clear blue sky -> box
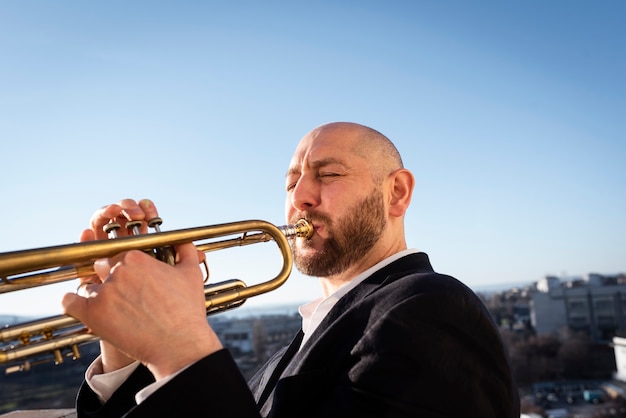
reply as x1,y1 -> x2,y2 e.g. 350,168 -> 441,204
1,1 -> 624,316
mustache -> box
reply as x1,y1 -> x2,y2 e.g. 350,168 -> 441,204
290,211 -> 332,226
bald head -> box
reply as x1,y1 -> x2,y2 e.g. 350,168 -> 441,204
286,121 -> 414,285
308,122 -> 404,183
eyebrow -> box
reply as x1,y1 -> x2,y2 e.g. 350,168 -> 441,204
286,157 -> 346,177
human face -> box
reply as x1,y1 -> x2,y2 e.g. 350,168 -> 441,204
291,189 -> 386,277
285,127 -> 387,277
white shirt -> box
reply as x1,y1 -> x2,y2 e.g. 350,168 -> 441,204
87,248 -> 420,405
298,248 -> 419,347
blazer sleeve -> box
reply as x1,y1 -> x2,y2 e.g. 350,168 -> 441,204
127,349 -> 259,417
76,363 -> 155,418
77,349 -> 260,418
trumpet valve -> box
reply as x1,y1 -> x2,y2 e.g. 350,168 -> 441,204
147,217 -> 164,231
125,220 -> 143,235
103,221 -> 122,239
148,218 -> 176,265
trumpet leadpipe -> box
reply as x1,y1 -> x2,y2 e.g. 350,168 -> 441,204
0,219 -> 313,293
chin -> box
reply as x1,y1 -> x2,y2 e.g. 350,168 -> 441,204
294,239 -> 322,258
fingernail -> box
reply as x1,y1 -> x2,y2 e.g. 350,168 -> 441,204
94,259 -> 110,278
121,208 -> 141,220
140,199 -> 153,209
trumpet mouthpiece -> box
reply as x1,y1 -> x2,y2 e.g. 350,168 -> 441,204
279,219 -> 313,240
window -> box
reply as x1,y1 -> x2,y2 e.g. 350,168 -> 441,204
567,298 -> 589,326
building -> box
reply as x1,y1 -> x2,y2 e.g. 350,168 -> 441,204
209,313 -> 301,356
531,273 -> 626,343
612,337 -> 626,383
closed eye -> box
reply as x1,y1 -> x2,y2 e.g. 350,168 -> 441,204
285,175 -> 299,192
319,172 -> 341,181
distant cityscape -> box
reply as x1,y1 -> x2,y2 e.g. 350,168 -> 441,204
2,271 -> 626,416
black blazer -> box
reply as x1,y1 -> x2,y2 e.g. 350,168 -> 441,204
76,252 -> 520,417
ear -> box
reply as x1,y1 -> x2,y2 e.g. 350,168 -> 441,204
387,169 -> 414,218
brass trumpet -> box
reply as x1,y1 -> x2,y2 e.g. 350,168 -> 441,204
0,219 -> 313,373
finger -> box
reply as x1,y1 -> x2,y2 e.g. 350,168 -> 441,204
176,243 -> 205,277
118,198 -> 163,235
90,199 -> 147,238
197,249 -> 209,282
78,229 -> 102,284
176,243 -> 200,265
79,228 -> 95,243
62,292 -> 89,323
77,270 -> 102,286
117,199 -> 148,234
88,199 -> 162,239
117,198 -> 145,220
138,198 -> 160,222
90,204 -> 124,240
76,282 -> 100,297
94,258 -> 113,280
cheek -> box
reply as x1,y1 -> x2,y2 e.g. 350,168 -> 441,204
321,187 -> 355,211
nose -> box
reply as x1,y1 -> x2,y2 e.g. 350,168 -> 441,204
289,174 -> 320,211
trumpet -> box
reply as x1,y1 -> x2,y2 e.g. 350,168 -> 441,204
0,218 -> 313,373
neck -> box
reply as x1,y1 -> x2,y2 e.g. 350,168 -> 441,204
318,240 -> 407,297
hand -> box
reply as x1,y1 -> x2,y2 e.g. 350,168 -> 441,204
74,199 -> 161,372
64,199 -> 222,379
76,281 -> 137,373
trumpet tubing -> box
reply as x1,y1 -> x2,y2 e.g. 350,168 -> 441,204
0,219 -> 313,372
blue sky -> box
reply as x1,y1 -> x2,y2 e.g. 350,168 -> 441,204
1,1 -> 624,316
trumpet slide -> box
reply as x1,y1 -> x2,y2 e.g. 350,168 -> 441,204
0,218 -> 313,373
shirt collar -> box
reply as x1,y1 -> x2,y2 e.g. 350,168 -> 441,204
298,248 -> 420,336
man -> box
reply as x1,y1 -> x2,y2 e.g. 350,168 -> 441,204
63,122 -> 520,417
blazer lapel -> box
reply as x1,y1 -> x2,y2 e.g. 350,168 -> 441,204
252,330 -> 304,413
287,252 -> 433,375
258,252 -> 433,417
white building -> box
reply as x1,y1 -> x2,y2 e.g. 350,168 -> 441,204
613,336 -> 626,382
531,274 -> 626,342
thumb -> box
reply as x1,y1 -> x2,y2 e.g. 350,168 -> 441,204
176,242 -> 202,266
175,243 -> 205,278
196,249 -> 206,264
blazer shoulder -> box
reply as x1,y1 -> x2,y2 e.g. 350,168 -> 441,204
367,252 -> 478,303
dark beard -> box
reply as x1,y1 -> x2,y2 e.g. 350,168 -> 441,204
291,190 -> 387,278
